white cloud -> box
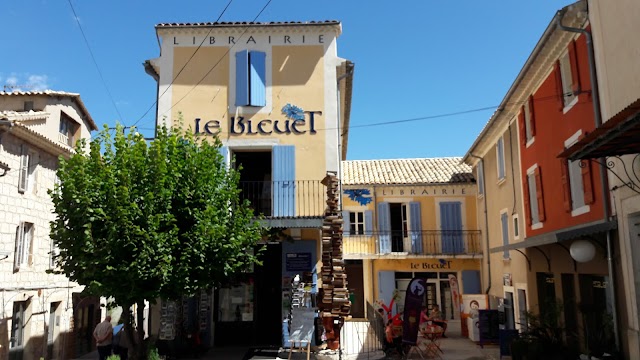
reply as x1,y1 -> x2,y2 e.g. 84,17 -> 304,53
1,73 -> 50,91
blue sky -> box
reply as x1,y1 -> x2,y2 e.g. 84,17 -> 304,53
1,0 -> 573,160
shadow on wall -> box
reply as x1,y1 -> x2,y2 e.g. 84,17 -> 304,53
0,316 -> 78,360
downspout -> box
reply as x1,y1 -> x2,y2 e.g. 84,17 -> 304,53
558,8 -> 620,352
469,154 -> 491,295
336,64 -> 354,212
0,119 -> 14,177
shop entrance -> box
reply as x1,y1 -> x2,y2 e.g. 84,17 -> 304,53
214,243 -> 282,347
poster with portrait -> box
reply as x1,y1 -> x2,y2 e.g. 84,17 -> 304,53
448,274 -> 460,316
460,294 -> 488,338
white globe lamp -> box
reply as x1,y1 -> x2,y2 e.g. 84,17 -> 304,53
570,240 -> 596,263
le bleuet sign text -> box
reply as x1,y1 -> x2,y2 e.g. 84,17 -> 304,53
195,111 -> 321,136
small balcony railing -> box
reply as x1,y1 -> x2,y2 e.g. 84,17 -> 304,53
239,180 -> 325,218
344,230 -> 482,257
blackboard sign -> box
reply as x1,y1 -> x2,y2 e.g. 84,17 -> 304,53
289,308 -> 315,343
478,310 -> 499,347
286,253 -> 312,271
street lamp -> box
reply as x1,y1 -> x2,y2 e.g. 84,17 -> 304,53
570,239 -> 596,263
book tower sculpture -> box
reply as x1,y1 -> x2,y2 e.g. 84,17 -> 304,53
319,172 -> 351,350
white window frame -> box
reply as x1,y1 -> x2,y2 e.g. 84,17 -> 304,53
496,136 -> 506,182
18,147 -> 38,194
526,164 -> 543,230
559,51 -> 578,112
350,211 -> 365,236
15,222 -> 34,270
513,214 -> 520,240
564,130 -> 590,216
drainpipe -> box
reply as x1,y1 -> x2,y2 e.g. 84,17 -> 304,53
469,154 -> 491,295
558,7 -> 620,352
0,118 -> 14,177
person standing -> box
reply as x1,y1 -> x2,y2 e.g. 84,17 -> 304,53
93,315 -> 113,360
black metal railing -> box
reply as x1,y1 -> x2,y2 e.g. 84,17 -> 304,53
238,180 -> 325,218
343,230 -> 482,256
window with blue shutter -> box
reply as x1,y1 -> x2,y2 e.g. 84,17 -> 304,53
236,50 -> 266,107
440,202 -> 463,254
378,271 -> 396,315
409,202 -> 423,254
219,146 -> 230,168
272,145 -> 295,217
461,270 -> 481,294
343,211 -> 351,236
364,210 -> 373,236
377,202 -> 391,254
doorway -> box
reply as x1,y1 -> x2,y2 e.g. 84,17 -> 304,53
254,243 -> 283,346
234,151 -> 272,216
389,203 -> 408,252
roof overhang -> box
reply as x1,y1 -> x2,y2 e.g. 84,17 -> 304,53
0,122 -> 73,158
559,98 -> 640,160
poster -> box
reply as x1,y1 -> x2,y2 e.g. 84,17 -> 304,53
448,274 -> 460,316
460,294 -> 488,338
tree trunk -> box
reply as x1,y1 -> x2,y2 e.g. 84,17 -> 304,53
136,300 -> 147,360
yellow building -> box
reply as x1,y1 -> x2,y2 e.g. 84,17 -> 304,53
340,158 -> 482,323
144,21 -> 353,348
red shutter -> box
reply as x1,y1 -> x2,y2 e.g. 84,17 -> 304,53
523,173 -> 532,226
560,160 -> 572,212
528,95 -> 536,137
518,110 -> 527,146
582,160 -> 595,204
554,61 -> 564,111
535,167 -> 546,222
569,40 -> 581,93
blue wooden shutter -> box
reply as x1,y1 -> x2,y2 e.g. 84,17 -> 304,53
364,210 -> 373,236
272,145 -> 295,217
235,50 -> 249,106
378,271 -> 396,315
377,202 -> 391,254
249,51 -> 266,107
501,213 -> 510,259
440,202 -> 463,254
461,270 -> 481,294
219,146 -> 229,168
409,202 -> 423,254
342,211 -> 351,236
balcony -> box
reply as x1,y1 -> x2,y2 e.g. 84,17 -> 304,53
344,230 -> 482,258
239,180 -> 325,227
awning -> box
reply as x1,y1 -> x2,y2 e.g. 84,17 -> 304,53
489,219 -> 616,253
559,98 -> 640,160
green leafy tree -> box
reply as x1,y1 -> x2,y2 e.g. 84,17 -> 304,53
49,123 -> 263,359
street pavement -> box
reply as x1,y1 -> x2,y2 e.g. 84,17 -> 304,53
73,335 -> 502,360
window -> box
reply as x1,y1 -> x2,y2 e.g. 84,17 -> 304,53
10,301 -> 27,349
18,146 -> 38,194
14,222 -> 34,271
350,211 -> 365,235
235,50 -> 266,107
496,136 -> 506,181
568,160 -> 585,210
527,172 -> 539,225
477,163 -> 484,196
501,211 -> 509,259
559,51 -> 575,106
524,97 -> 535,142
513,215 -> 520,240
59,114 -> 78,147
48,302 -> 60,344
23,101 -> 34,111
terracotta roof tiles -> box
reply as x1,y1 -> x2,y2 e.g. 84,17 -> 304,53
341,158 -> 474,185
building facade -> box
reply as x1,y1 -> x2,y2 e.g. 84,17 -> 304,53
560,0 -> 640,357
464,1 -> 619,354
340,158 -> 482,325
144,21 -> 353,347
0,91 -> 97,360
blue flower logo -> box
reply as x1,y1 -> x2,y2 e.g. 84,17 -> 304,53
344,189 -> 373,206
282,104 -> 305,121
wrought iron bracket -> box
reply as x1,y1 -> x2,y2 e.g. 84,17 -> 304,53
581,156 -> 640,195
554,243 -> 577,272
514,249 -> 531,272
531,246 -> 551,272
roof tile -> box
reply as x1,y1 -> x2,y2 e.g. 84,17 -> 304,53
341,158 -> 474,185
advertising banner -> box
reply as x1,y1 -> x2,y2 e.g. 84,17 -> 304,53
401,277 -> 427,345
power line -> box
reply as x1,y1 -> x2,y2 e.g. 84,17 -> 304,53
67,0 -> 124,123
149,0 -> 274,124
129,0 -> 235,129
